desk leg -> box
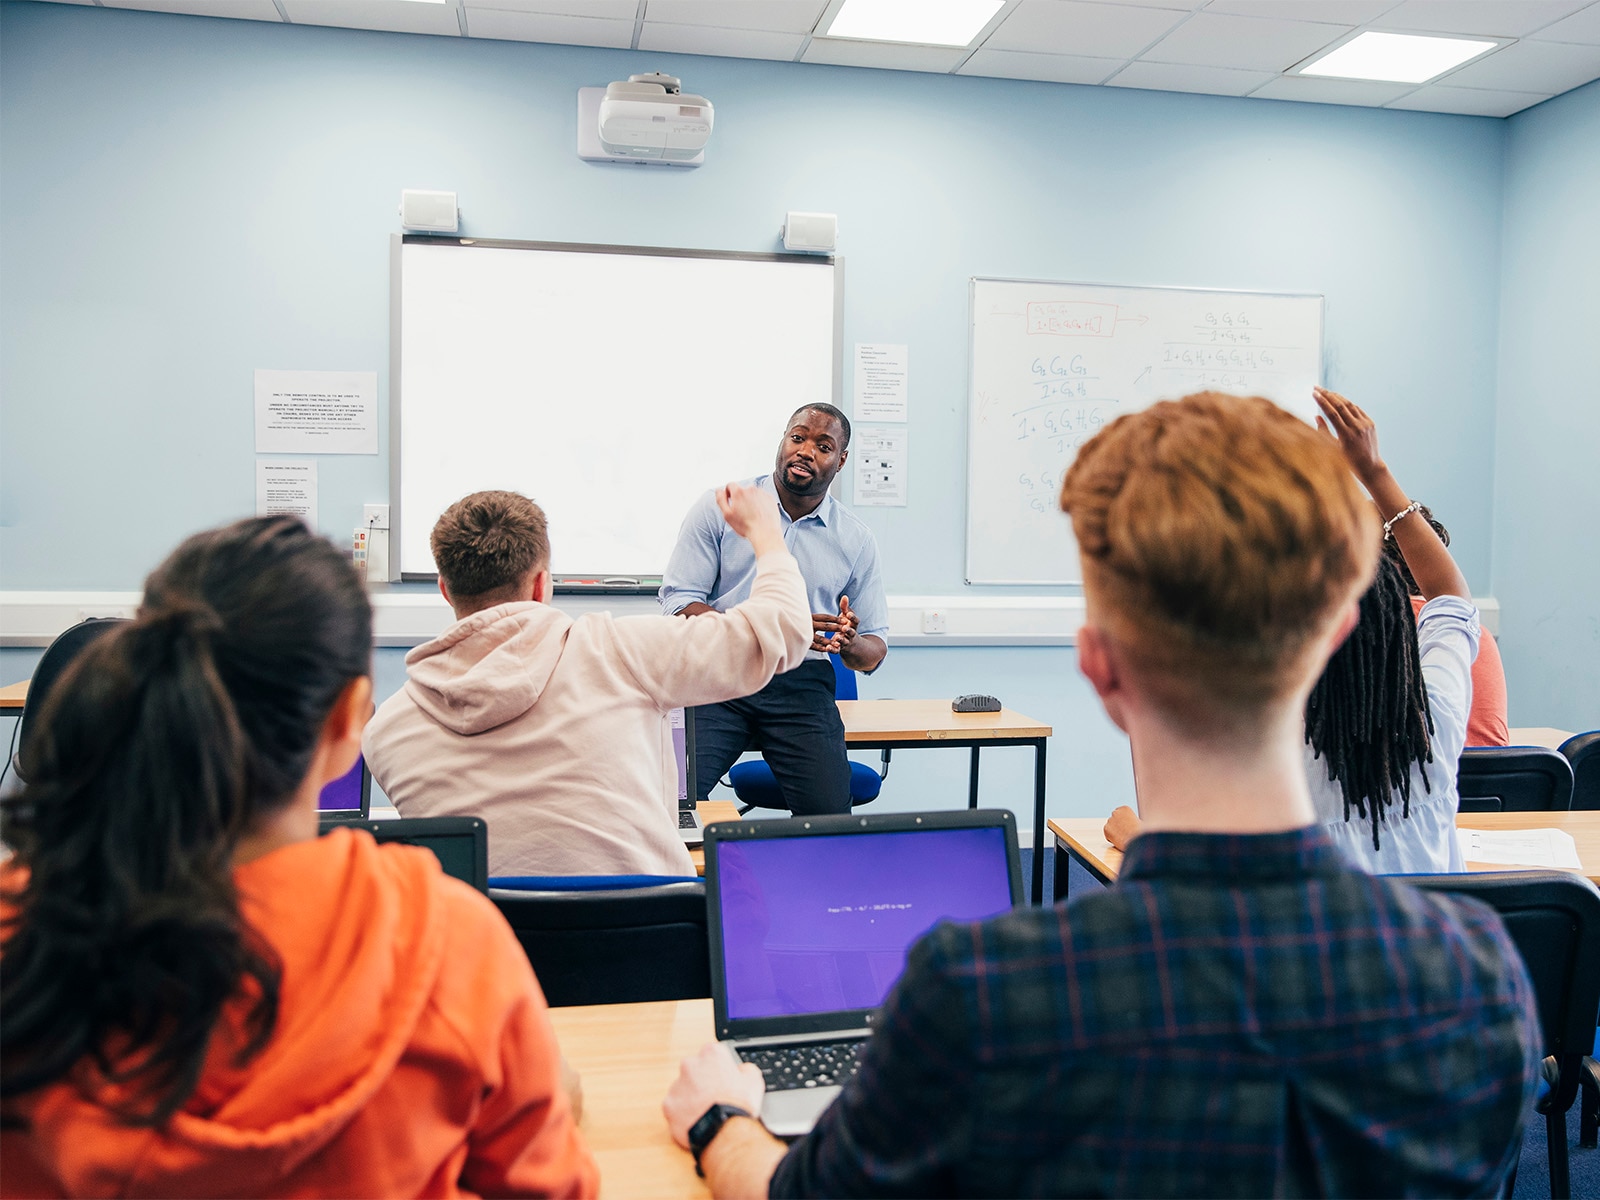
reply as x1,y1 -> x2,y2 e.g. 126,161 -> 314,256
1053,841 -> 1070,903
967,746 -> 981,810
1032,739 -> 1047,905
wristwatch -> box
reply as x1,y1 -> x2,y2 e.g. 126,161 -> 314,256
688,1103 -> 754,1177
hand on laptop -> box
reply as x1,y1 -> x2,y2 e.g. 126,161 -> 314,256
663,1042 -> 766,1149
717,482 -> 785,558
1104,805 -> 1144,852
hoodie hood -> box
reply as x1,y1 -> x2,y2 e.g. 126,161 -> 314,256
7,830 -> 450,1198
403,601 -> 574,735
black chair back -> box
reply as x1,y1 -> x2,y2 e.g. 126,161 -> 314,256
1560,732 -> 1600,811
1410,870 -> 1600,1200
1457,746 -> 1574,813
15,618 -> 129,781
490,882 -> 711,1007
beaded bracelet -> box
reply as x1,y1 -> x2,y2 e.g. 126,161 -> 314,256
1383,500 -> 1423,540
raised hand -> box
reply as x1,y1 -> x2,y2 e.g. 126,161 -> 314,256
1313,387 -> 1385,487
716,483 -> 784,557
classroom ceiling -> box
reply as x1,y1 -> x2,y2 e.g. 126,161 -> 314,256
39,0 -> 1600,117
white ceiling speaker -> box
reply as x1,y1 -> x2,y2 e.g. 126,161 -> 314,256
577,73 -> 714,167
782,212 -> 838,254
399,189 -> 459,233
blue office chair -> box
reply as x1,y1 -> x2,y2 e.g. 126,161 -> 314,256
1561,731 -> 1599,811
1456,746 -> 1574,813
5,617 -> 129,791
726,654 -> 889,813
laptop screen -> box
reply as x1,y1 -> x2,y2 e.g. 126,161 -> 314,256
318,754 -> 366,814
714,825 -> 1016,1021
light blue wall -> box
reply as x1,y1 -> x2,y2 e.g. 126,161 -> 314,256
1491,81 -> 1600,732
1,2 -> 1530,819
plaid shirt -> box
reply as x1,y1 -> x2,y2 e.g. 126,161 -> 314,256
770,828 -> 1541,1198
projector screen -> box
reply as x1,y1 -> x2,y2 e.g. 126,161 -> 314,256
393,236 -> 841,581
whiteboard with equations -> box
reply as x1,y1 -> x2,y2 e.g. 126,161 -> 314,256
965,278 -> 1324,585
394,237 -> 841,583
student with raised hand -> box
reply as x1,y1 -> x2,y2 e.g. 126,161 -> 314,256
1106,387 -> 1484,874
665,391 -> 1538,1198
0,516 -> 597,1198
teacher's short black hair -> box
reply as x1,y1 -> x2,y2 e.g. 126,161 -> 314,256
788,403 -> 851,449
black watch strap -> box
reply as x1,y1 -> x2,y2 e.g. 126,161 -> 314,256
689,1103 -> 755,1177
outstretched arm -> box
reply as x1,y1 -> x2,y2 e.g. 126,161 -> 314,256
1313,388 -> 1469,601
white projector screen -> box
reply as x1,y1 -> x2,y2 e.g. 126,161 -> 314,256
393,237 -> 841,581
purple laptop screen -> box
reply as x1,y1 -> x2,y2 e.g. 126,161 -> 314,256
671,708 -> 688,803
318,755 -> 364,812
715,828 -> 1014,1021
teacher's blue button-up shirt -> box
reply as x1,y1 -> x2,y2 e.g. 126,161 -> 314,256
659,473 -> 889,665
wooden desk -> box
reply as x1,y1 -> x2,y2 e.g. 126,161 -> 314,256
549,998 -> 713,1200
1507,727 -> 1576,750
838,699 -> 1053,903
0,680 -> 26,712
1049,811 -> 1600,901
688,800 -> 738,876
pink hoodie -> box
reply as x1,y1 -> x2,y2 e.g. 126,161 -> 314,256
364,551 -> 811,877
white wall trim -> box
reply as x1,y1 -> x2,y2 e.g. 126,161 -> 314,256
0,590 -> 1500,648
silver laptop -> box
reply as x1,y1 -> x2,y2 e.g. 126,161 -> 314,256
703,809 -> 1023,1136
671,706 -> 702,845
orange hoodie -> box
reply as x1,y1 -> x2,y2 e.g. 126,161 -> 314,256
2,828 -> 598,1198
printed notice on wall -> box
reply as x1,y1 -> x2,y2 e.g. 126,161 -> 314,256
254,369 -> 378,454
853,344 -> 908,422
256,460 -> 318,528
853,425 -> 907,507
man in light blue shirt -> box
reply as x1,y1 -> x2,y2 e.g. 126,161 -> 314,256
661,404 -> 888,813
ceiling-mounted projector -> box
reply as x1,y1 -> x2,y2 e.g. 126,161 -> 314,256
577,73 -> 713,167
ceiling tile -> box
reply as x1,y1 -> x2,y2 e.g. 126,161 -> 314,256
1372,0 -> 1589,38
465,8 -> 635,46
1106,59 -> 1275,94
957,47 -> 1122,83
801,38 -> 969,72
1386,84 -> 1552,115
280,1 -> 462,36
469,1 -> 636,15
637,22 -> 806,58
985,1 -> 1189,58
1438,36 -> 1600,90
644,0 -> 826,34
1202,0 -> 1394,20
1528,2 -> 1600,45
100,0 -> 283,17
1141,12 -> 1351,71
1250,74 -> 1419,104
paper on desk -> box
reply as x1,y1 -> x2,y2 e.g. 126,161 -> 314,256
1456,827 -> 1583,870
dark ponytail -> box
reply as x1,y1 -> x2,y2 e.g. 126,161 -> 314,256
1,516 -> 371,1125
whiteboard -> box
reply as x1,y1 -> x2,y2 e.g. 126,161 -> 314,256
394,238 -> 841,580
966,278 -> 1323,585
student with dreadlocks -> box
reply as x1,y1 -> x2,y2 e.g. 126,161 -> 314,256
1105,386 -> 1480,875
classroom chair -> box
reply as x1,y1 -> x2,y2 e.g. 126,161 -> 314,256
1560,732 -> 1600,811
489,878 -> 710,1007
1409,870 -> 1600,1200
8,617 -> 127,787
1456,746 -> 1574,813
726,653 -> 889,814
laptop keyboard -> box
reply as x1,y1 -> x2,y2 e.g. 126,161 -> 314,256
678,810 -> 698,829
739,1041 -> 864,1092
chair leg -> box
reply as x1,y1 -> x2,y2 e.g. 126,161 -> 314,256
1546,1104 -> 1569,1200
1581,1056 -> 1599,1149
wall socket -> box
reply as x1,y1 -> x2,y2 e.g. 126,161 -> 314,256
921,610 -> 948,634
363,504 -> 390,530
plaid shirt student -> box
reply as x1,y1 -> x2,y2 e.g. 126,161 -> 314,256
771,828 -> 1542,1198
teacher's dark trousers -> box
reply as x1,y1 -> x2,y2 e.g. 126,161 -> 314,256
692,659 -> 851,815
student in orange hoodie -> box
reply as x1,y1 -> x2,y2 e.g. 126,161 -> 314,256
0,516 -> 598,1199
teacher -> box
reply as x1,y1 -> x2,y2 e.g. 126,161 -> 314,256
660,403 -> 888,814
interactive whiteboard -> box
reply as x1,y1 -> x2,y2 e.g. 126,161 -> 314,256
393,237 -> 841,581
966,278 -> 1323,585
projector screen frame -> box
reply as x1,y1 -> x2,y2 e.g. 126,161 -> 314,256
388,233 -> 845,591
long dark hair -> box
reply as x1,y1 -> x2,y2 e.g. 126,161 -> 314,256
1,517 -> 371,1125
1305,555 -> 1434,850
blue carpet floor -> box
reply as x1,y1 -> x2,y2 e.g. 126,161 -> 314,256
1020,847 -> 1600,1199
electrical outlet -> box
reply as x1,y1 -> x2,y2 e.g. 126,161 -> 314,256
921,610 -> 948,635
363,504 -> 390,530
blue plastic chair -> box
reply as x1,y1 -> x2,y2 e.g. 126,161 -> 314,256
726,654 -> 889,812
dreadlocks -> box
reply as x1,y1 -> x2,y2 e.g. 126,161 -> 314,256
1304,555 -> 1435,851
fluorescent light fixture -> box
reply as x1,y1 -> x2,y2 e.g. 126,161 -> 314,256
1298,31 -> 1497,84
826,0 -> 1005,47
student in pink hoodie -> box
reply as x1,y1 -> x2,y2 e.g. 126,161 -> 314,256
364,483 -> 812,878
1,516 -> 596,1198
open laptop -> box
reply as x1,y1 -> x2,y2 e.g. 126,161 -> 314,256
671,706 -> 702,845
316,753 -> 371,821
704,808 -> 1023,1137
318,814 -> 489,893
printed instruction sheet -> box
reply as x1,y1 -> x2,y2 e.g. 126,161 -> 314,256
255,369 -> 378,454
256,460 -> 318,527
853,425 -> 907,507
853,344 -> 908,422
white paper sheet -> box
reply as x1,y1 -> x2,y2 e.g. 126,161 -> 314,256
255,369 -> 378,454
1456,827 -> 1584,870
853,343 -> 908,422
853,425 -> 907,507
255,460 -> 318,527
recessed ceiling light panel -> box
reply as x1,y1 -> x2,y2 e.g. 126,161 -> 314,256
826,0 -> 1006,48
1298,31 -> 1498,84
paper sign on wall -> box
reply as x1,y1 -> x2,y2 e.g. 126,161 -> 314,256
256,460 -> 318,528
853,344 -> 908,422
853,425 -> 907,507
255,369 -> 378,454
